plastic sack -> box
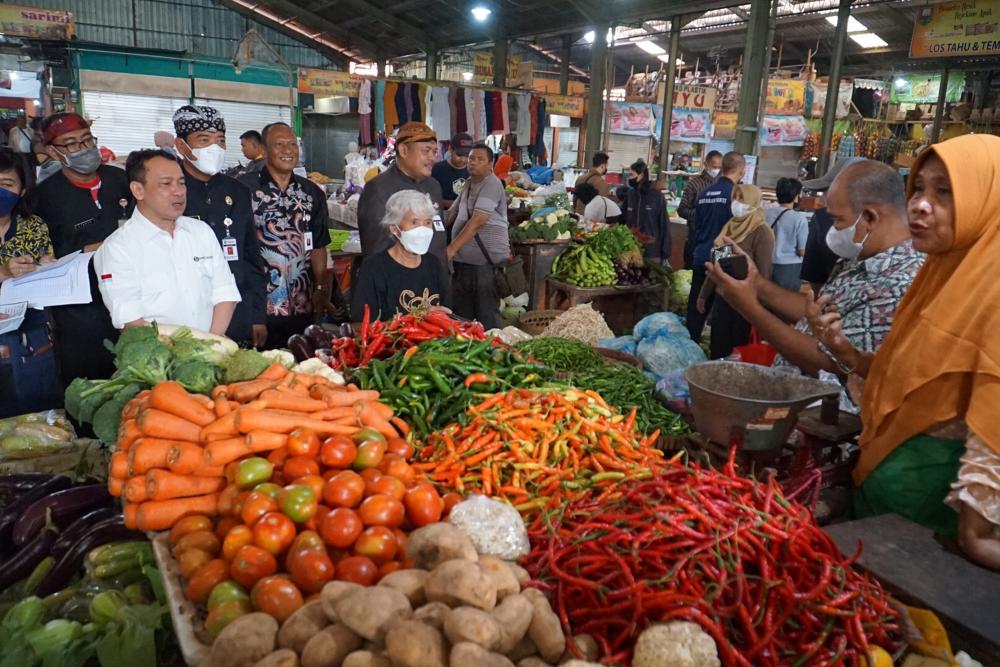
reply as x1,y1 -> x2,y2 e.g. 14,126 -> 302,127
448,495 -> 530,561
657,367 -> 692,401
596,336 -> 638,356
633,312 -> 689,340
637,333 -> 707,378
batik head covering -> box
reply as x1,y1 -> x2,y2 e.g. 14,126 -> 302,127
172,105 -> 226,139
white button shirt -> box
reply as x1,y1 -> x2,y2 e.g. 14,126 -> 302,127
94,209 -> 241,331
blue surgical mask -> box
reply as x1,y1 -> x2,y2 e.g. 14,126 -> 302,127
0,188 -> 20,216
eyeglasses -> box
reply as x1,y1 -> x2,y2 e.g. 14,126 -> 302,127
51,136 -> 98,153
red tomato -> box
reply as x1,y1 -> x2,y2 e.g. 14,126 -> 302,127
284,456 -> 320,481
380,457 -> 416,486
178,548 -> 213,580
379,560 -> 403,578
287,428 -> 321,458
322,470 -> 366,508
442,492 -> 463,516
293,474 -> 325,499
240,492 -> 278,527
221,524 -> 253,561
353,526 -> 398,564
371,475 -> 406,501
217,484 -> 241,516
252,512 -> 296,555
319,507 -> 364,549
360,468 -> 383,496
250,576 -> 303,623
319,435 -> 357,469
304,504 -> 331,532
386,437 -> 414,459
267,447 -> 291,468
289,530 -> 326,555
391,528 -> 408,554
184,559 -> 229,604
353,440 -> 386,470
287,549 -> 336,594
334,555 -> 378,586
358,494 -> 406,528
230,545 -> 277,589
214,516 -> 241,543
404,483 -> 445,528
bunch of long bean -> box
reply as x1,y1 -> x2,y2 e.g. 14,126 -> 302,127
571,362 -> 691,437
514,337 -> 605,373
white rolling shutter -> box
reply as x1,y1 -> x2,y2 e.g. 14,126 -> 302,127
82,91 -> 190,159
195,99 -> 292,167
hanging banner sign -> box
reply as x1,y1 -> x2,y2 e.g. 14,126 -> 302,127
765,80 -> 806,115
607,101 -> 662,137
298,68 -> 365,97
670,108 -> 713,143
0,4 -> 74,40
889,72 -> 966,104
910,0 -> 1000,58
670,84 -> 718,111
472,52 -> 521,81
713,111 -> 738,140
545,94 -> 585,118
807,81 -> 854,119
760,115 -> 808,147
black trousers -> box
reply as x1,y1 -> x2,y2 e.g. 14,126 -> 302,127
685,266 -> 713,343
709,298 -> 751,360
451,262 -> 501,330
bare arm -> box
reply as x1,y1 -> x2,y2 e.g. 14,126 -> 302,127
730,298 -> 841,377
757,278 -> 810,324
447,210 -> 490,260
959,502 -> 1000,571
310,248 -> 327,287
209,302 -> 236,336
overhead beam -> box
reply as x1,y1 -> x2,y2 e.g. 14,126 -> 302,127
818,0 -> 851,174
216,0 -> 352,65
339,0 -> 434,47
250,0 -> 379,60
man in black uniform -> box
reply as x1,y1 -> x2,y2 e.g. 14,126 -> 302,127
172,105 -> 268,348
36,113 -> 129,383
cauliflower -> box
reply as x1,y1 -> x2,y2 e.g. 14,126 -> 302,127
557,230 -> 571,240
632,622 -> 720,667
292,358 -> 345,385
546,212 -> 558,225
555,208 -> 569,216
261,348 -> 296,369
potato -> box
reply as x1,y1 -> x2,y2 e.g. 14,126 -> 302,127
278,600 -> 329,653
413,601 -> 452,629
377,569 -> 429,606
321,581 -> 365,622
561,662 -> 604,667
300,624 -> 362,667
335,587 -> 412,642
517,659 -> 550,667
450,642 -> 516,667
478,556 -> 520,600
205,612 -> 278,667
252,650 -> 299,667
508,636 -> 539,662
425,559 -> 497,611
522,589 -> 565,663
385,620 -> 447,667
405,524 -> 477,570
505,562 -> 531,585
342,651 -> 392,667
443,607 -> 502,650
492,593 -> 534,654
558,635 -> 599,664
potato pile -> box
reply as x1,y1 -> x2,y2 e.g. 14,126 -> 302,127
200,524 -> 602,667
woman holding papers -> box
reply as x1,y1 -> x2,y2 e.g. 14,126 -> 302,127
0,148 -> 61,416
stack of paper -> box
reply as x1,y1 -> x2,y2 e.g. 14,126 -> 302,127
0,251 -> 95,309
0,301 -> 27,335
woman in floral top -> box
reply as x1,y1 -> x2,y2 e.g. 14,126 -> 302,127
0,148 -> 61,416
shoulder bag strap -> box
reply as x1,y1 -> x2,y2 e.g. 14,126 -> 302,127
464,180 -> 496,266
770,208 -> 791,230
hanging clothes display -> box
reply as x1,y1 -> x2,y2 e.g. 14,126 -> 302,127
500,92 -> 510,135
515,94 -> 531,147
475,90 -> 487,141
413,84 -> 425,122
374,80 -> 386,132
424,86 -> 433,126
358,79 -> 373,146
454,87 -> 467,134
430,87 -> 451,134
400,83 -> 413,124
384,82 -> 400,129
483,92 -> 496,135
529,96 -> 539,151
464,89 -> 476,140
532,98 -> 547,159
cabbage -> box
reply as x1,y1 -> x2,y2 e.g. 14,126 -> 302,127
596,336 -> 638,356
670,270 -> 694,313
636,333 -> 707,378
633,312 -> 688,340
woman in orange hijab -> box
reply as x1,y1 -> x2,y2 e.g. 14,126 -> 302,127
494,153 -> 513,182
813,134 -> 1000,569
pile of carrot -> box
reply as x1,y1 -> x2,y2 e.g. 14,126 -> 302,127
413,388 -> 667,513
108,363 -> 406,532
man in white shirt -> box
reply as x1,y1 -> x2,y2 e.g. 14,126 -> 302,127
575,182 -> 622,227
94,149 -> 240,334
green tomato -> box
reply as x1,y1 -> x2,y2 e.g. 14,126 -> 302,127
351,427 -> 386,445
253,482 -> 283,498
236,458 -> 273,490
207,581 -> 249,614
281,484 -> 318,523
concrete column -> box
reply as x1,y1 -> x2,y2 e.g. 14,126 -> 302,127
658,17 -> 681,172
734,0 -> 772,155
559,34 -> 571,95
376,58 -> 386,78
818,0 -> 851,174
931,67 -> 950,143
493,38 -> 508,88
584,23 -> 609,161
425,46 -> 438,81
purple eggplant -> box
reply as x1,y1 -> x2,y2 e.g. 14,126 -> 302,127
12,484 -> 112,548
339,322 -> 354,339
303,324 -> 331,353
33,517 -> 144,597
0,473 -> 54,497
52,508 -> 121,557
0,475 -> 72,553
0,525 -> 58,593
287,334 -> 314,362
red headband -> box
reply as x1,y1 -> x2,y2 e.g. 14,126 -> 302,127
43,114 -> 90,145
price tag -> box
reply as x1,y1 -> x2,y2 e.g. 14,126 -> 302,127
222,237 -> 239,261
304,231 -> 314,251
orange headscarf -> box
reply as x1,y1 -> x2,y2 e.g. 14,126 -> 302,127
855,134 -> 1000,483
494,154 -> 513,181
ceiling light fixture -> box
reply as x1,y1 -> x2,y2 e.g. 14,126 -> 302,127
462,71 -> 474,81
636,40 -> 666,55
895,77 -> 907,88
584,30 -> 595,43
470,6 -> 492,22
825,15 -> 867,33
850,32 -> 888,48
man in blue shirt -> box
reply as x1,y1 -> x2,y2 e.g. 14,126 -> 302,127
686,151 -> 745,341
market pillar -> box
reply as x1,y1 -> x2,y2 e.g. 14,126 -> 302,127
425,45 -> 438,81
658,17 -> 681,172
818,0 -> 851,175
735,0 -> 772,155
930,67 -> 950,144
585,23 -> 609,161
376,58 -> 386,78
559,35 -> 571,95
493,38 -> 509,89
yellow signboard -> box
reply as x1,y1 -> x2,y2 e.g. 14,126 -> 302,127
765,80 -> 806,115
297,68 -> 365,98
545,94 -> 585,118
713,112 -> 738,140
472,52 -> 521,81
910,0 -> 1000,58
0,4 -> 74,40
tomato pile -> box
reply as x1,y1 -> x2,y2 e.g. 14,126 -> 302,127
167,426 -> 452,637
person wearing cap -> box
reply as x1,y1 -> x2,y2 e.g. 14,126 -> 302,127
172,105 -> 268,348
357,121 -> 448,306
35,112 -> 131,384
240,123 -> 331,349
431,133 -> 471,210
800,157 -> 865,291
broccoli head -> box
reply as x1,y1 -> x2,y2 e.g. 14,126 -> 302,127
107,325 -> 159,357
63,378 -> 90,422
115,337 -> 172,385
223,349 -> 271,383
171,359 -> 220,395
92,384 -> 142,444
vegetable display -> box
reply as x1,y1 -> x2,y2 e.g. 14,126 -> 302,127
552,225 -> 650,288
352,337 -> 552,438
521,454 -> 903,665
550,243 -> 617,287
510,207 -> 575,242
539,304 -> 614,345
0,412 -> 77,462
514,337 -> 605,373
414,388 -> 666,513
570,362 -> 692,437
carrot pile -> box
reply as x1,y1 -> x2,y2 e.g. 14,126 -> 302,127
413,388 -> 667,513
108,364 -> 406,532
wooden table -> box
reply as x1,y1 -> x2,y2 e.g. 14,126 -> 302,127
512,240 -> 573,310
545,278 -> 660,334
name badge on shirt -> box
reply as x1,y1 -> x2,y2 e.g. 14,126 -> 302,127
304,231 -> 314,251
432,215 -> 445,232
222,237 -> 239,261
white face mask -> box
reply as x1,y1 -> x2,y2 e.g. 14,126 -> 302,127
396,225 -> 434,255
188,144 -> 227,176
731,201 -> 753,218
707,168 -> 721,178
825,212 -> 870,259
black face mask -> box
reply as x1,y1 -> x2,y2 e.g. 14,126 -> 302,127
628,178 -> 639,188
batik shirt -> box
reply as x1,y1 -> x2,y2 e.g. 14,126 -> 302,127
241,168 -> 331,318
1,215 -> 51,263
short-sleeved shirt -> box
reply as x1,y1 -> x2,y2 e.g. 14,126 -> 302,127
36,164 -> 131,259
240,168 -> 331,318
1,215 -> 51,263
583,196 -> 622,223
451,173 -> 510,265
431,160 -> 469,203
766,207 -> 809,265
94,210 -> 241,331
350,250 -> 448,321
691,177 -> 735,266
801,207 -> 841,285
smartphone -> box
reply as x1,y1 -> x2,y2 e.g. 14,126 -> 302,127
719,255 -> 748,280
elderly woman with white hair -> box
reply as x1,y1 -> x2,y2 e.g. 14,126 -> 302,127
350,189 -> 448,320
